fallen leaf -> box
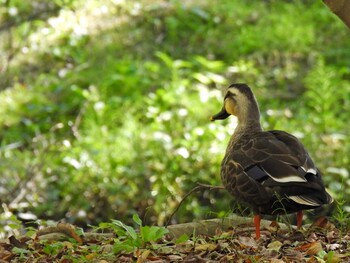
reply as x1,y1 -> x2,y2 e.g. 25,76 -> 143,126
326,231 -> 339,243
307,232 -> 318,242
306,256 -> 318,263
266,221 -> 279,233
326,243 -> 341,251
283,247 -> 305,262
194,243 -> 217,252
136,249 -> 151,263
167,255 -> 183,261
62,241 -> 74,249
267,241 -> 282,252
146,258 -> 164,263
157,245 -> 175,254
324,251 -> 342,263
306,242 -> 323,256
220,253 -> 236,261
0,247 -> 13,261
310,217 -> 328,229
85,253 -> 97,260
270,259 -> 284,263
238,236 -> 258,249
261,247 -> 279,258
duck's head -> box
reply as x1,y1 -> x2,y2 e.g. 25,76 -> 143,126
210,83 -> 259,121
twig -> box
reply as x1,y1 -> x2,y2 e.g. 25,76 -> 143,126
71,101 -> 88,139
36,223 -> 83,244
165,183 -> 225,227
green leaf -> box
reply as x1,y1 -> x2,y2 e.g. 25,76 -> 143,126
156,52 -> 174,69
113,240 -> 136,253
140,226 -> 169,243
111,220 -> 137,240
12,247 -> 31,255
97,222 -> 124,235
8,223 -> 21,230
175,234 -> 189,244
132,214 -> 142,226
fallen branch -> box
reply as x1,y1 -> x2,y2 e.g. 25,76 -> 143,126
32,215 -> 296,242
166,214 -> 294,239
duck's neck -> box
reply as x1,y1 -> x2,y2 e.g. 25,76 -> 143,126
234,103 -> 262,136
234,119 -> 262,135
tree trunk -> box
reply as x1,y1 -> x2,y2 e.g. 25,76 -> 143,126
323,0 -> 350,29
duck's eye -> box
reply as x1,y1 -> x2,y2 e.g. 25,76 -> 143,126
225,92 -> 236,100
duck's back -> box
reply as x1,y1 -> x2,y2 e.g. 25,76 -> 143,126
221,130 -> 332,215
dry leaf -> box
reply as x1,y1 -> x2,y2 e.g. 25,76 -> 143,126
85,253 -> 97,260
220,254 -> 236,261
283,247 -> 305,262
306,257 -> 318,263
167,255 -> 183,261
267,241 -> 282,252
306,241 -> 323,256
238,236 -> 258,249
270,259 -> 285,263
296,242 -> 313,251
194,243 -> 217,252
324,252 -> 342,263
0,246 -> 13,261
310,216 -> 328,229
137,249 -> 151,263
326,243 -> 341,251
62,241 -> 74,249
266,221 -> 279,232
326,231 -> 339,243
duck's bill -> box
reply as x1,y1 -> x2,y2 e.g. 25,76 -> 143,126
210,108 -> 230,121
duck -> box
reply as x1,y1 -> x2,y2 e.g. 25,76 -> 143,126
210,83 -> 333,239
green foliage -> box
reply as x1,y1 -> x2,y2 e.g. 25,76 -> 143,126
0,211 -> 23,239
12,247 -> 31,260
1,0 -> 350,230
334,199 -> 350,234
96,214 -> 169,253
304,59 -> 350,132
7,215 -> 168,261
175,234 -> 190,244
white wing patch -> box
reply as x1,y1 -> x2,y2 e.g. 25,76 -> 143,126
270,175 -> 307,183
261,166 -> 307,183
288,195 -> 321,206
300,166 -> 317,175
307,168 -> 317,175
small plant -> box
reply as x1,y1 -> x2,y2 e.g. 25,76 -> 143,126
11,247 -> 32,260
333,199 -> 350,234
97,214 -> 169,254
332,178 -> 350,235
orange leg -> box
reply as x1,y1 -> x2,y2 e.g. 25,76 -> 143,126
254,214 -> 261,239
296,210 -> 303,229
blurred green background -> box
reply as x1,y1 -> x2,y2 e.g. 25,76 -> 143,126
1,0 -> 349,233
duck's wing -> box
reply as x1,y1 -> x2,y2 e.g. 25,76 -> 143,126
243,131 -> 314,183
233,130 -> 332,206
